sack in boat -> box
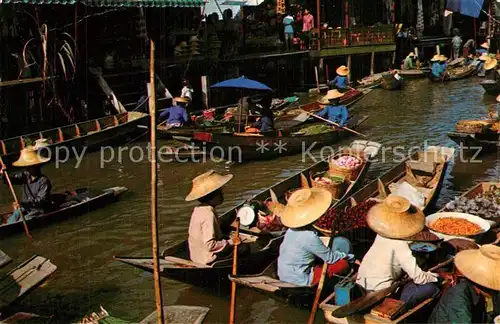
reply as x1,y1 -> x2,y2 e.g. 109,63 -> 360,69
310,172 -> 346,199
328,150 -> 365,181
455,119 -> 497,134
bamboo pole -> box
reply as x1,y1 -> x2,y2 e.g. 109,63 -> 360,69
326,64 -> 329,84
370,52 -> 375,75
315,66 -> 320,93
316,0 -> 321,50
229,218 -> 240,324
436,45 -> 440,56
347,55 -> 352,83
149,40 -> 165,324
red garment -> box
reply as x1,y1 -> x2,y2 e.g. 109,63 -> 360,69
302,13 -> 314,32
312,259 -> 349,285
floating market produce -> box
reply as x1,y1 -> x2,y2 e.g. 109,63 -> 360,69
429,217 -> 483,236
443,184 -> 500,221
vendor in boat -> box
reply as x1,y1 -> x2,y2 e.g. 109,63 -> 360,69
478,53 -> 490,75
402,52 -> 416,70
1,147 -> 52,224
158,97 -> 189,127
478,42 -> 489,55
430,55 -> 443,79
484,58 -> 498,81
464,54 -> 474,65
428,244 -> 500,323
277,188 -> 353,286
186,170 -> 242,265
328,66 -> 350,92
439,55 -> 448,71
390,69 -> 403,88
356,196 -> 440,309
246,106 -> 275,133
316,90 -> 348,126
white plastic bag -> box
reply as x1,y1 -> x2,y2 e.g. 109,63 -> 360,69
389,181 -> 425,209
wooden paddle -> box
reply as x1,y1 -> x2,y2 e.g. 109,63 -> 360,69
0,159 -> 32,239
229,218 -> 240,324
303,111 -> 367,138
331,257 -> 454,318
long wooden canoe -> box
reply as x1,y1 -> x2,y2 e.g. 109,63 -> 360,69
480,79 -> 500,95
0,186 -> 128,237
0,255 -> 57,310
228,146 -> 455,307
0,112 -> 147,165
429,65 -> 476,82
397,69 -> 429,78
114,141 -> 380,287
173,115 -> 369,163
447,131 -> 499,152
381,73 -> 404,90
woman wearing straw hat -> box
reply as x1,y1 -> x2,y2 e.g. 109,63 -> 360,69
402,52 -> 416,70
277,188 -> 353,286
356,196 -> 440,309
186,170 -> 243,265
1,147 -> 51,224
428,244 -> 500,323
158,97 -> 189,127
430,55 -> 442,79
316,90 -> 348,126
485,58 -> 498,81
328,65 -> 350,92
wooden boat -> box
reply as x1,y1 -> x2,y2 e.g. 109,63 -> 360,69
173,115 -> 369,163
114,141 -> 380,287
0,186 -> 128,237
397,69 -> 429,78
158,144 -> 207,162
447,131 -> 499,152
0,112 -> 147,166
357,73 -> 383,89
429,65 -> 476,82
228,146 -> 454,306
480,79 -> 500,95
0,255 -> 57,310
274,88 -> 371,130
381,73 -> 403,90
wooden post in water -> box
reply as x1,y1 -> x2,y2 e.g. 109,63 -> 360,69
370,52 -> 375,75
436,45 -> 440,56
315,66 -> 320,93
316,0 -> 321,50
149,40 -> 165,324
392,51 -> 396,65
201,75 -> 209,110
347,55 -> 352,83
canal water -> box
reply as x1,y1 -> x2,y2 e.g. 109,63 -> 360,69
0,78 -> 498,323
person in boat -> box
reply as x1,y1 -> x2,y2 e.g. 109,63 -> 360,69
316,90 -> 348,126
180,79 -> 193,104
328,66 -> 350,92
356,196 -> 440,309
390,69 -> 403,89
246,105 -> 275,133
463,38 -> 475,57
158,97 -> 189,127
439,55 -> 448,70
464,53 -> 474,65
451,30 -> 462,60
477,41 -> 489,55
428,244 -> 500,323
484,58 -> 498,81
277,188 -> 353,286
478,53 -> 490,75
430,55 -> 442,79
186,170 -> 243,265
402,52 -> 416,70
1,147 -> 52,224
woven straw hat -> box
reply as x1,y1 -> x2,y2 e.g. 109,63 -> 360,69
34,138 -> 50,149
485,58 -> 498,70
174,97 -> 190,103
479,53 -> 490,61
318,89 -> 345,104
439,55 -> 448,62
366,196 -> 425,239
408,52 -> 416,57
13,146 -> 50,167
185,170 -> 233,201
455,244 -> 500,291
336,65 -> 350,76
281,188 -> 332,228
481,42 -> 489,49
431,55 -> 440,62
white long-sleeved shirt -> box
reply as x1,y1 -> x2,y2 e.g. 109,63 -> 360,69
356,235 -> 438,291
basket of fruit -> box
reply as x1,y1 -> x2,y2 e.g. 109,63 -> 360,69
310,172 -> 346,199
328,152 -> 364,181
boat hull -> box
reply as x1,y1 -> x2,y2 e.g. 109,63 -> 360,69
480,80 -> 500,95
447,131 -> 499,152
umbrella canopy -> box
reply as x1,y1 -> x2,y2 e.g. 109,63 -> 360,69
211,76 -> 272,91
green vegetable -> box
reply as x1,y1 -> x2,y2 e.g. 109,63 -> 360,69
298,124 -> 334,135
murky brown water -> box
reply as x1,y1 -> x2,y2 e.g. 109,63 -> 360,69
0,78 -> 499,323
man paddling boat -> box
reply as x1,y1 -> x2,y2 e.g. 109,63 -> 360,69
429,244 -> 500,323
158,97 -> 189,127
356,196 -> 440,309
277,188 -> 353,286
430,55 -> 442,79
328,66 -> 350,93
316,90 -> 348,127
1,147 -> 52,224
186,170 -> 242,265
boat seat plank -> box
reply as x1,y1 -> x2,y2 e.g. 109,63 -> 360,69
0,256 -> 57,309
163,256 -> 210,268
406,160 -> 436,175
233,275 -> 302,292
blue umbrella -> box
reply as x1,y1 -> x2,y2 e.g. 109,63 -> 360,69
211,76 -> 272,91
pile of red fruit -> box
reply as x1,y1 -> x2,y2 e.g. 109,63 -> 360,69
315,199 -> 378,233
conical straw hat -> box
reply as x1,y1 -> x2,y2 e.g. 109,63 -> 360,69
366,196 -> 425,239
481,42 -> 489,49
185,170 -> 233,201
317,89 -> 345,104
431,55 -> 440,62
13,146 -> 50,167
479,53 -> 490,61
485,58 -> 498,70
34,138 -> 49,149
439,55 -> 448,62
174,96 -> 190,103
281,188 -> 332,228
496,94 -> 500,102
408,52 -> 416,57
455,244 -> 500,291
336,65 -> 350,76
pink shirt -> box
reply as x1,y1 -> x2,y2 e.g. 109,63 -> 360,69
302,13 -> 314,32
188,206 -> 230,265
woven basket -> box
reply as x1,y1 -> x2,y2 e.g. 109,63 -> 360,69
328,153 -> 364,181
310,172 -> 346,199
455,120 -> 496,134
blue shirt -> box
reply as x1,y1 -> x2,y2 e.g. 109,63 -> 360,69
431,62 -> 442,77
329,76 -> 348,89
162,105 -> 188,125
283,15 -> 294,34
277,229 -> 346,286
256,115 -> 274,132
316,105 -> 348,126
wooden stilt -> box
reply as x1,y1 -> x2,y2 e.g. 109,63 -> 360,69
370,52 -> 375,75
347,55 -> 352,83
315,66 -> 320,93
436,45 -> 440,56
392,51 -> 396,65
316,0 -> 321,50
201,75 -> 209,110
148,40 -> 165,324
